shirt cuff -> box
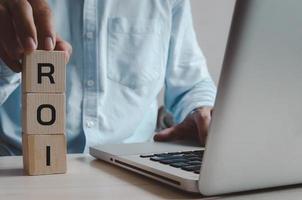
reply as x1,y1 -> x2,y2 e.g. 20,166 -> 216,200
174,99 -> 215,123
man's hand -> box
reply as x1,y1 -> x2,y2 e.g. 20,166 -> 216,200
154,107 -> 213,146
0,0 -> 72,72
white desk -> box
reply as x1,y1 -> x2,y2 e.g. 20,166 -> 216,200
1,154 -> 302,200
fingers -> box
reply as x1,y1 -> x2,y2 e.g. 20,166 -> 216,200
28,0 -> 55,50
154,107 -> 213,146
193,108 -> 212,146
0,4 -> 23,60
154,127 -> 178,142
54,36 -> 72,63
154,123 -> 190,142
6,0 -> 37,52
0,1 -> 70,72
0,35 -> 71,73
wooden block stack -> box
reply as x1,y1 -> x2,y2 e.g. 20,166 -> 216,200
22,50 -> 67,175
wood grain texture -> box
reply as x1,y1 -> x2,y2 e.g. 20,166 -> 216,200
3,155 -> 297,200
22,50 -> 66,93
21,50 -> 67,176
1,155 -> 206,200
22,134 -> 67,176
22,93 -> 65,135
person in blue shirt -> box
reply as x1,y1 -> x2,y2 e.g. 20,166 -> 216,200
0,0 -> 216,155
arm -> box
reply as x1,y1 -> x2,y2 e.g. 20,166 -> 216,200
0,0 -> 72,105
0,0 -> 72,72
154,0 -> 216,145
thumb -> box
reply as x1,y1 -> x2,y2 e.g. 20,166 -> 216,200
153,124 -> 185,142
153,126 -> 178,142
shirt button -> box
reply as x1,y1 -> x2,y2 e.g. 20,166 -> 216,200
87,80 -> 94,87
86,120 -> 94,128
85,32 -> 94,39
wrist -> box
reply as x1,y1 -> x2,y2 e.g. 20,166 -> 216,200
188,106 -> 213,117
189,107 -> 203,116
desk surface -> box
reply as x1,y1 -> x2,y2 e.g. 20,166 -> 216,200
1,155 -> 302,200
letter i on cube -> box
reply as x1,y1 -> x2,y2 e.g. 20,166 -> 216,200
22,50 -> 67,175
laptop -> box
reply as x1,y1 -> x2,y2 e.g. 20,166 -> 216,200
90,0 -> 302,195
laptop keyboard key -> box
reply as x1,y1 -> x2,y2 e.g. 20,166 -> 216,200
187,157 -> 202,161
194,170 -> 200,174
144,150 -> 204,174
181,165 -> 201,172
182,151 -> 194,154
150,156 -> 185,161
183,154 -> 200,159
150,157 -> 167,162
163,155 -> 185,160
160,159 -> 188,164
154,153 -> 170,157
170,162 -> 190,168
187,161 -> 202,165
193,150 -> 204,156
167,152 -> 182,155
140,154 -> 154,158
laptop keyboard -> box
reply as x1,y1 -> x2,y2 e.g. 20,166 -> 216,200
140,150 -> 204,174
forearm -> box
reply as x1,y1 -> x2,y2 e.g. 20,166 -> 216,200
165,0 -> 217,123
166,76 -> 216,123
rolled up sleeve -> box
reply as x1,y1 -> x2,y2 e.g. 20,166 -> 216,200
165,0 -> 217,123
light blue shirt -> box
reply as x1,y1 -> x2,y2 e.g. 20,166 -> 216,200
0,0 -> 216,155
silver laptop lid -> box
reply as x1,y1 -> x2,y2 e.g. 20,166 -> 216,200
199,0 -> 302,195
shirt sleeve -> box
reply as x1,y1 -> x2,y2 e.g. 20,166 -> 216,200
165,0 -> 217,123
0,59 -> 21,106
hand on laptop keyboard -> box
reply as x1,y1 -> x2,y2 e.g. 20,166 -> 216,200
154,107 -> 213,146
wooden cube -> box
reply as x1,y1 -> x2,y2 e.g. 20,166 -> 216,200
22,50 -> 66,93
22,93 -> 65,135
22,134 -> 67,175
